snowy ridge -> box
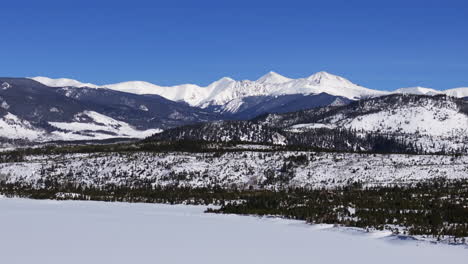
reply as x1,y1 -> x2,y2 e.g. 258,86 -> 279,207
31,73 -> 468,109
444,87 -> 468,98
30,71 -> 388,107
31,76 -> 99,88
394,86 -> 442,96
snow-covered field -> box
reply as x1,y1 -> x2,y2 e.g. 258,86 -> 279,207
2,151 -> 467,189
0,198 -> 466,264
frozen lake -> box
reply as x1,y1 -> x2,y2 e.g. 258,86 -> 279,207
0,198 -> 466,263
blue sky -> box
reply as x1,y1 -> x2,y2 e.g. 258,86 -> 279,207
1,0 -> 467,90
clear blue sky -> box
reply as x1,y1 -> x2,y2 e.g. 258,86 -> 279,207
1,0 -> 467,90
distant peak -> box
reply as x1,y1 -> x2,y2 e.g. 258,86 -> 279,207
213,77 -> 235,83
394,87 -> 441,95
306,71 -> 353,85
308,71 -> 337,79
30,76 -> 99,88
256,71 -> 291,84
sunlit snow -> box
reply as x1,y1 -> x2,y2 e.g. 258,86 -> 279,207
0,198 -> 466,264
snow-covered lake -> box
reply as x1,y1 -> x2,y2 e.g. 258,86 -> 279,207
0,198 -> 466,263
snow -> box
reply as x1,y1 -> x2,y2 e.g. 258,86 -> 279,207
1,100 -> 10,110
30,71 -> 390,107
343,105 -> 468,137
103,81 -> 210,106
1,82 -> 11,90
0,113 -> 45,140
139,105 -> 149,111
288,97 -> 468,153
289,123 -> 336,131
394,86 -> 442,96
256,71 -> 292,84
0,110 -> 162,142
31,76 -> 99,88
49,111 -> 162,140
0,198 -> 466,264
444,87 -> 468,98
30,74 -> 468,111
392,86 -> 468,98
2,151 -> 468,189
201,71 -> 387,106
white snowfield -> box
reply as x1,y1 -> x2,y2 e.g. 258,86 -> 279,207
2,151 -> 467,189
0,198 -> 466,264
31,72 -> 468,108
0,111 -> 161,142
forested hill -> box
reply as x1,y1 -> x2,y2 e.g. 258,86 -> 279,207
148,94 -> 468,155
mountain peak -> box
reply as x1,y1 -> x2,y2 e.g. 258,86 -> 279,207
394,86 -> 442,96
306,71 -> 354,86
256,71 -> 291,84
219,77 -> 235,82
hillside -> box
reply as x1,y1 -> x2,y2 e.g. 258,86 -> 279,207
0,78 -> 220,142
151,94 -> 468,154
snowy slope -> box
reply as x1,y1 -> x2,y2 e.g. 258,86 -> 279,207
0,110 -> 161,142
31,76 -> 99,88
49,111 -> 162,140
444,87 -> 468,98
287,96 -> 468,137
103,81 -> 210,106
1,198 -> 466,264
0,113 -> 46,140
392,86 -> 468,98
342,104 -> 468,137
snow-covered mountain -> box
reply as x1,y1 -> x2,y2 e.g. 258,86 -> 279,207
32,73 -> 468,109
24,73 -> 468,107
31,71 -> 388,108
31,76 -> 99,89
444,87 -> 468,98
0,78 -> 220,143
394,86 -> 442,96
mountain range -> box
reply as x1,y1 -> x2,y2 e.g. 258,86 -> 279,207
31,71 -> 468,106
0,71 -> 466,146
